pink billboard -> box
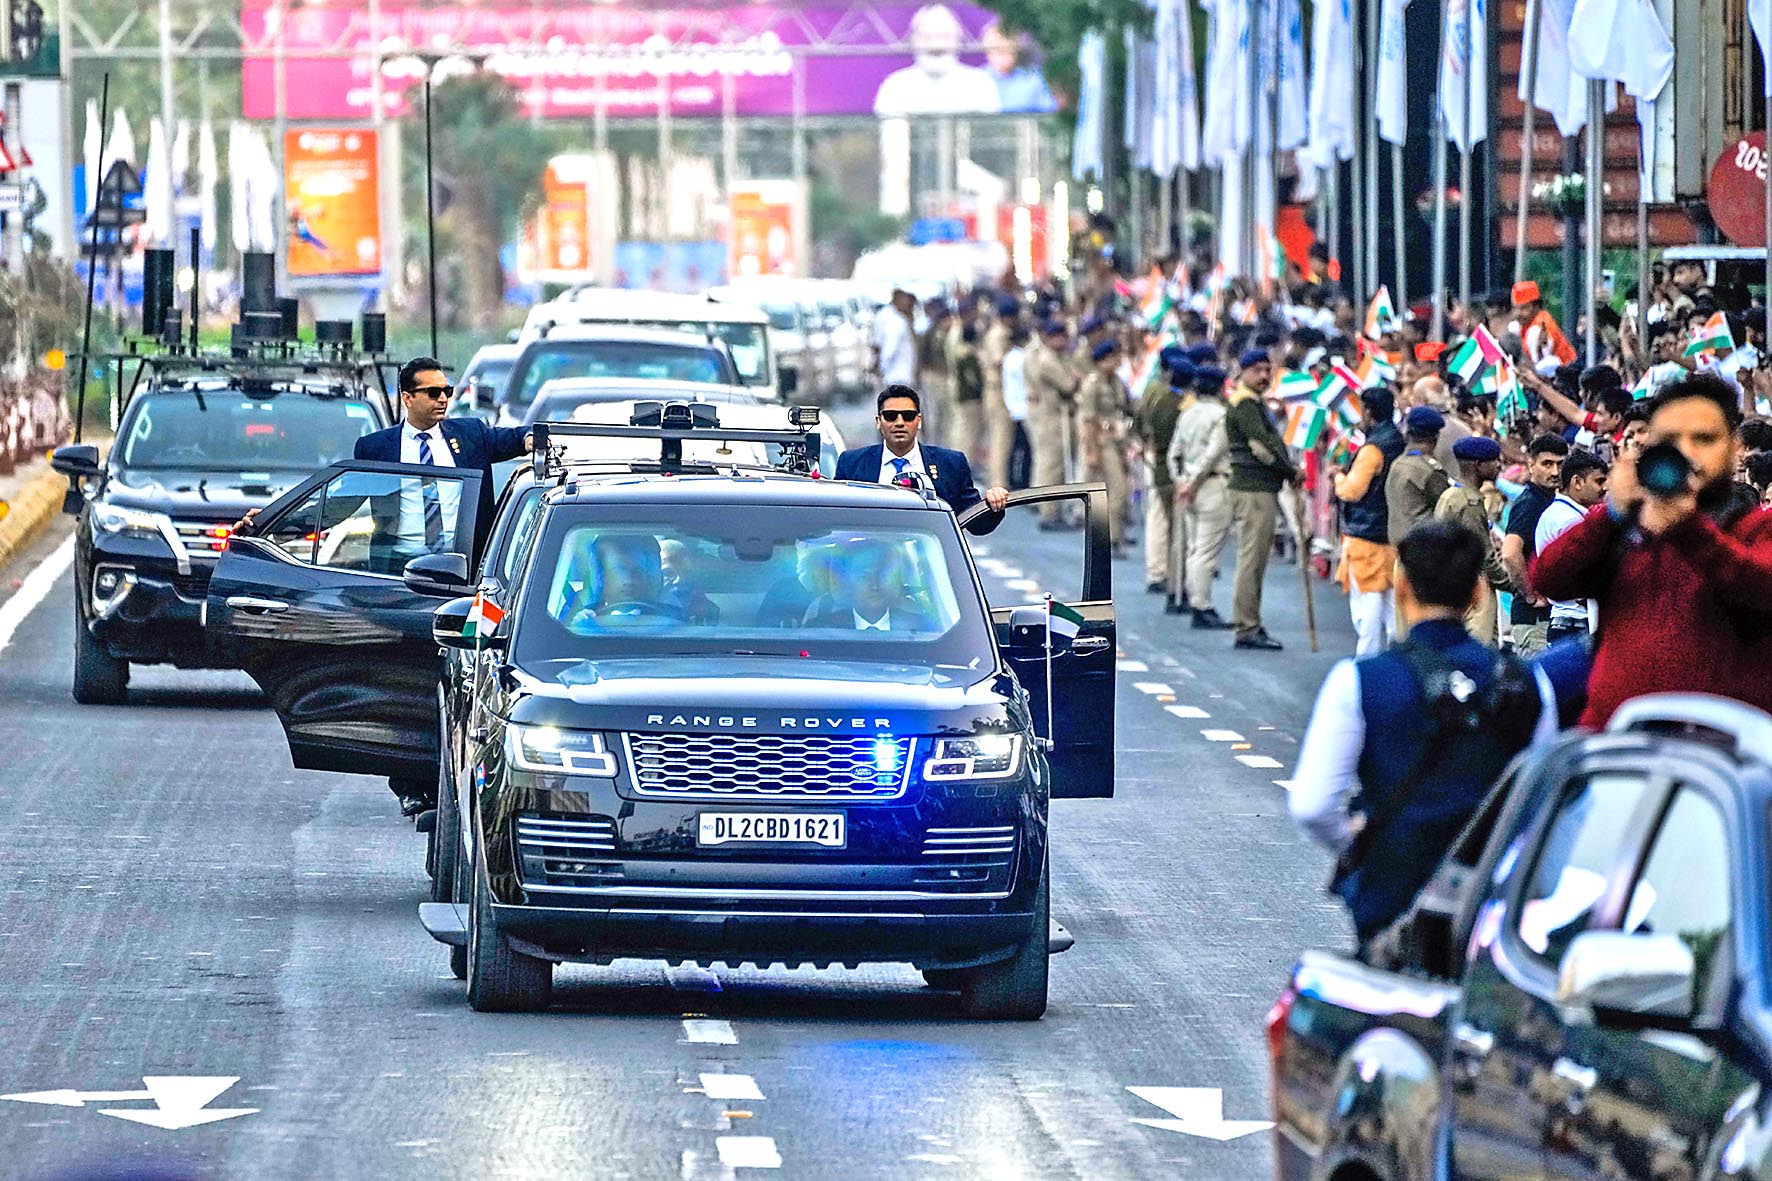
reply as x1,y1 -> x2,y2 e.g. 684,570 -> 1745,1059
241,2 -> 1059,122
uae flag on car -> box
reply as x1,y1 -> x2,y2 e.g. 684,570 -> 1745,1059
1684,312 -> 1734,358
1046,597 -> 1085,640
463,591 -> 505,639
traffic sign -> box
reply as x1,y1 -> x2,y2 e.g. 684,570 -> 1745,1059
0,186 -> 22,214
1708,132 -> 1769,247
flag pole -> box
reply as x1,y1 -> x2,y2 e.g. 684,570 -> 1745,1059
1585,79 -> 1602,366
1393,142 -> 1407,309
1431,81 -> 1450,340
1365,0 -> 1381,297
1513,0 -> 1542,284
1458,0 -> 1474,320
1042,594 -> 1057,750
1290,483 -> 1319,652
1637,113 -> 1651,352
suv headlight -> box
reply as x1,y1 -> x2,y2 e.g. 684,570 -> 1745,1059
92,503 -> 176,544
507,725 -> 618,777
923,735 -> 1024,781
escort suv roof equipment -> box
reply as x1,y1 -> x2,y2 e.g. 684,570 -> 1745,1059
529,399 -> 846,483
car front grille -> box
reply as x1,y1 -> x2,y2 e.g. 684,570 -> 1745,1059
622,733 -> 914,801
515,814 -> 620,889
173,519 -> 235,558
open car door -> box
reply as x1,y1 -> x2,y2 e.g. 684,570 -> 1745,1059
206,460 -> 481,782
958,483 -> 1114,799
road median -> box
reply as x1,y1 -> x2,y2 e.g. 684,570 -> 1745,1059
0,461 -> 67,571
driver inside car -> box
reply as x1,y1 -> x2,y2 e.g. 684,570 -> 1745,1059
558,533 -> 682,630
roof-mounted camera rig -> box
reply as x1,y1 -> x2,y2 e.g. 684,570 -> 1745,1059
529,401 -> 825,481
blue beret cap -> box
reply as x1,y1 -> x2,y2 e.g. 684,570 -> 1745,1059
1452,434 -> 1503,461
1404,405 -> 1446,433
1238,347 -> 1270,369
1193,364 -> 1228,389
1040,318 -> 1068,336
1167,359 -> 1198,387
1185,342 -> 1218,363
996,294 -> 1022,317
1091,339 -> 1120,361
1159,344 -> 1189,370
1080,315 -> 1106,334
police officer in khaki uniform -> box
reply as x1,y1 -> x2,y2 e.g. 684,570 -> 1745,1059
1078,337 -> 1131,555
1024,318 -> 1080,528
942,299 -> 982,455
1432,433 -> 1513,646
1132,346 -> 1193,592
980,295 -> 1019,488
1166,363 -> 1236,629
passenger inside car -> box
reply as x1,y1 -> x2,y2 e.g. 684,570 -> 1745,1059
802,538 -> 935,632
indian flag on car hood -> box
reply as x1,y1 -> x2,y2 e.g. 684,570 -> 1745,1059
463,591 -> 505,638
1684,312 -> 1734,358
1046,597 -> 1085,640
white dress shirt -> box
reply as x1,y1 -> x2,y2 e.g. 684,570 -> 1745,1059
877,443 -> 925,488
873,310 -> 918,386
1289,658 -> 1562,853
1534,495 -> 1597,630
1001,347 -> 1030,422
397,422 -> 461,549
853,609 -> 893,631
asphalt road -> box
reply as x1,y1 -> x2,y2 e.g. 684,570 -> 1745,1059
0,497 -> 1358,1181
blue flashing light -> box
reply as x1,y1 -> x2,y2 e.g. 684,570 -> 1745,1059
872,737 -> 900,778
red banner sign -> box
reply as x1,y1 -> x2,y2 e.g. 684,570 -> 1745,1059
1708,132 -> 1769,248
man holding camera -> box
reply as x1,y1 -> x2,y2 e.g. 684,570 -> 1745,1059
1532,373 -> 1772,725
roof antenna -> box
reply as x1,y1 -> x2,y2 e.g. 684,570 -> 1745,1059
73,72 -> 110,445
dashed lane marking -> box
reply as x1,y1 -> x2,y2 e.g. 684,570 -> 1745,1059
699,1074 -> 764,1102
1005,579 -> 1041,592
1164,705 -> 1211,719
680,1019 -> 737,1045
1201,730 -> 1246,742
1116,660 -> 1150,673
716,1136 -> 782,1169
1235,755 -> 1285,769
0,536 -> 74,658
1273,779 -> 1297,792
1132,682 -> 1174,695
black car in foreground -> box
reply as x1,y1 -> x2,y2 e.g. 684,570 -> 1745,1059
51,367 -> 388,703
1269,694 -> 1772,1181
203,408 -> 1116,1017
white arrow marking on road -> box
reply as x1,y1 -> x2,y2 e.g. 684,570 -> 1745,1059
4,1077 -> 258,1130
1126,1087 -> 1273,1142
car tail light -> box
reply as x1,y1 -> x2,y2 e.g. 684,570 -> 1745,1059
1265,986 -> 1295,1070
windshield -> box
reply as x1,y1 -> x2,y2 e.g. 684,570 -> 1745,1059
119,391 -> 379,471
819,301 -> 848,330
761,303 -> 800,333
507,343 -> 735,409
511,505 -> 994,674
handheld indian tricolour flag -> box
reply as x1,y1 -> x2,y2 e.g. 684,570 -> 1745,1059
1273,369 -> 1320,402
1355,354 -> 1397,389
1363,285 -> 1401,339
463,591 -> 506,640
1138,264 -> 1174,329
1630,368 -> 1655,400
1284,402 -> 1329,449
1684,311 -> 1734,358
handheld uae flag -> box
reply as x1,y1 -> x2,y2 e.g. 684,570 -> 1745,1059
1274,369 -> 1320,401
1446,325 -> 1506,384
1684,312 -> 1734,358
1363,285 -> 1401,339
1046,597 -> 1085,640
463,591 -> 505,640
1284,402 -> 1329,448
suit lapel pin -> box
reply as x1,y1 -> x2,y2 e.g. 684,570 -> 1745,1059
448,436 -> 461,454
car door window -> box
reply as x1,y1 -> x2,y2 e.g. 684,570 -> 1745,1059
1623,789 -> 1732,1006
498,492 -> 546,584
262,468 -> 473,575
1516,772 -> 1650,963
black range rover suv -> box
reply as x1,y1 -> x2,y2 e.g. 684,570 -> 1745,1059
202,409 -> 1116,1017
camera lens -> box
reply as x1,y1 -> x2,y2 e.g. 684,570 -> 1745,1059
1637,441 -> 1691,498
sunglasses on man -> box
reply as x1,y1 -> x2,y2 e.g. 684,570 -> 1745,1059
406,384 -> 455,400
878,409 -> 920,423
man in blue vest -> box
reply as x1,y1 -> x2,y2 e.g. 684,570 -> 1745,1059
835,384 -> 1008,535
1289,519 -> 1575,960
1331,388 -> 1404,656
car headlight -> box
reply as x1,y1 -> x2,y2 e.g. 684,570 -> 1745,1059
92,503 -> 176,543
923,734 -> 1024,781
507,725 -> 618,777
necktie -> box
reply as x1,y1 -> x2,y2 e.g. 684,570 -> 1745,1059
891,457 -> 909,483
416,431 -> 444,552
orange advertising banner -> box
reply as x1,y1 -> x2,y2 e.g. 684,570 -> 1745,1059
540,157 -> 592,276
284,128 -> 382,278
729,181 -> 801,279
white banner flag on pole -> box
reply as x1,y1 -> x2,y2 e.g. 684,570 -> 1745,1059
1376,0 -> 1411,145
1438,0 -> 1489,150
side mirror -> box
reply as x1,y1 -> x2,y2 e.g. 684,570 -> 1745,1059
52,443 -> 101,481
1557,930 -> 1696,1024
403,552 -> 475,598
1004,605 -> 1073,655
778,364 -> 799,395
433,595 -> 507,651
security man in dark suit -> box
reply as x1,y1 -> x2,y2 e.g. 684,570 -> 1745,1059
834,384 -> 1008,536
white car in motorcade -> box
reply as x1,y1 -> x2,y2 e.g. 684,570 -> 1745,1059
448,343 -> 523,423
496,325 -> 743,427
802,278 -> 881,395
710,279 -> 836,402
516,288 -> 783,400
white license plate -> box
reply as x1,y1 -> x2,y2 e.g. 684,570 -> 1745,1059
697,812 -> 846,848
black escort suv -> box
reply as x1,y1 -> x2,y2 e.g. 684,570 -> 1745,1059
52,364 -> 389,703
202,408 -> 1116,1017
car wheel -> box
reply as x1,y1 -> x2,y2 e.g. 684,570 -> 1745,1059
957,856 -> 1049,1020
465,825 -> 552,1012
71,600 -> 128,704
431,753 -> 461,905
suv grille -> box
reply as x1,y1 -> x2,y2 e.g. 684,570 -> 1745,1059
515,814 -> 619,889
622,733 -> 913,800
173,520 -> 235,560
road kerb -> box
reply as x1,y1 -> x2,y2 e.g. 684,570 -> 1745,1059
0,467 -> 68,571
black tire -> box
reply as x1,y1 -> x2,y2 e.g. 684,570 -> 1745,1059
71,601 -> 128,705
957,857 -> 1049,1020
920,969 -> 965,991
465,827 -> 552,1012
430,755 -> 460,905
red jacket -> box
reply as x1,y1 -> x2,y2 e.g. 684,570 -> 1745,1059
1530,499 -> 1772,727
